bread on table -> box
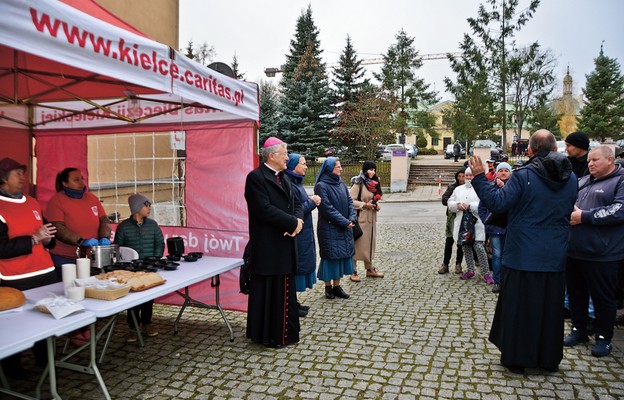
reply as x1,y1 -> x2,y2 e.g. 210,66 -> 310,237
96,270 -> 164,291
0,287 -> 26,311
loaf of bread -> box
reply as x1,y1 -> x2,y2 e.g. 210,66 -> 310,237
96,271 -> 164,291
0,287 -> 26,311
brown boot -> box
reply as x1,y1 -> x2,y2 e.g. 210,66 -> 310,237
438,264 -> 449,274
366,268 -> 384,278
454,263 -> 462,274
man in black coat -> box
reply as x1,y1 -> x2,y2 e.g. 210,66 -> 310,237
244,137 -> 303,348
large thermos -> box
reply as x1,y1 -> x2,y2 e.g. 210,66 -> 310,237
77,244 -> 119,269
166,237 -> 185,256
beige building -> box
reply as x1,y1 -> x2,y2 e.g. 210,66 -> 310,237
95,0 -> 179,49
550,67 -> 583,139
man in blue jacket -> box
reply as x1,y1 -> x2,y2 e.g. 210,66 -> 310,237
564,146 -> 624,357
469,129 -> 577,374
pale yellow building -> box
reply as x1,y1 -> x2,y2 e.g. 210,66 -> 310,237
95,0 -> 179,49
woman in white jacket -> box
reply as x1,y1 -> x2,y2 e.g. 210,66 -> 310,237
447,168 -> 492,283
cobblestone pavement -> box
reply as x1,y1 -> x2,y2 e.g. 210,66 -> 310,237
9,216 -> 624,399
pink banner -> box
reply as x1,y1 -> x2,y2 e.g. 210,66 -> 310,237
36,133 -> 88,211
186,124 -> 254,231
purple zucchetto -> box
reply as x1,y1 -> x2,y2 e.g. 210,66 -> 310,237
263,137 -> 285,148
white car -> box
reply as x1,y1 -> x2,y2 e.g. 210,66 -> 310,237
382,144 -> 408,161
555,141 -> 567,155
404,144 -> 418,158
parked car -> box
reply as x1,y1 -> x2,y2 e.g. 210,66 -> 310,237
444,144 -> 466,159
555,140 -> 567,155
324,146 -> 348,157
404,144 -> 418,158
589,140 -> 601,150
382,144 -> 408,162
469,139 -> 506,161
376,145 -> 386,159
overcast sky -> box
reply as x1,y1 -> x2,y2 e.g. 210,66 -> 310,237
180,0 -> 624,101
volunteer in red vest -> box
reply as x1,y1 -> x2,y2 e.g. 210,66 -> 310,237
0,158 -> 57,377
46,167 -> 111,281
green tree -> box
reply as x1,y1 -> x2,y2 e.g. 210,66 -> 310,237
467,0 -> 540,148
259,80 -> 280,143
332,35 -> 368,153
525,100 -> 562,136
335,84 -> 398,161
231,53 -> 245,80
444,34 -> 497,144
333,35 -> 368,109
277,6 -> 334,157
507,43 -> 556,140
374,29 -> 438,143
577,45 -> 624,141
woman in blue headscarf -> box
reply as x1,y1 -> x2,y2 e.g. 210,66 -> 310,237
314,157 -> 356,300
285,154 -> 321,316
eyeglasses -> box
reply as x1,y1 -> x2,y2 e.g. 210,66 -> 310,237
298,161 -> 307,166
144,201 -> 152,207
272,151 -> 288,157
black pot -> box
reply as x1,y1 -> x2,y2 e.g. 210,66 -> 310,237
187,252 -> 204,259
183,255 -> 198,262
166,254 -> 181,261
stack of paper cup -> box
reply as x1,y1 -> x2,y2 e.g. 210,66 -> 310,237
61,263 -> 77,296
76,258 -> 91,279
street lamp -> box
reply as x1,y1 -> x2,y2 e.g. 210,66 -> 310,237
264,67 -> 283,77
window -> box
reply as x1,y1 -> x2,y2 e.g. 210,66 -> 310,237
87,131 -> 186,226
432,138 -> 439,146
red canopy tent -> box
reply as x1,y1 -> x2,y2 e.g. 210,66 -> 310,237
0,0 -> 259,311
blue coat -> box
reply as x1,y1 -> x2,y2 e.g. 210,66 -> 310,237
314,173 -> 356,260
472,152 -> 577,273
286,173 -> 317,275
568,165 -> 624,262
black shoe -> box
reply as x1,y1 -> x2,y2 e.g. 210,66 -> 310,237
492,283 -> 501,294
299,303 -> 310,312
503,364 -> 525,374
563,328 -> 589,347
298,306 -> 308,317
324,286 -> 335,299
332,285 -> 350,299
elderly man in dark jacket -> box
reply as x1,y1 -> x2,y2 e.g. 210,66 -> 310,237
244,137 -> 303,348
564,146 -> 624,357
469,129 -> 577,374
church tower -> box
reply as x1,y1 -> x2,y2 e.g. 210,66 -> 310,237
554,66 -> 580,137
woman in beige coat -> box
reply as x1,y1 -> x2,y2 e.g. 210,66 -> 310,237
349,161 -> 384,282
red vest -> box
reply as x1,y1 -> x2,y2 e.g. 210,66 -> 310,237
0,195 -> 54,280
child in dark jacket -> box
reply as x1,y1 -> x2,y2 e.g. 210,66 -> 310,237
115,193 -> 164,342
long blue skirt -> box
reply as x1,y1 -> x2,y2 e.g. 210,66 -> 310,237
295,272 -> 317,292
317,257 -> 354,282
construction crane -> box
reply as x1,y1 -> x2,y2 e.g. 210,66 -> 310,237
264,52 -> 461,77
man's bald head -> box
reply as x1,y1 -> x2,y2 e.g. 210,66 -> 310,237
529,129 -> 556,154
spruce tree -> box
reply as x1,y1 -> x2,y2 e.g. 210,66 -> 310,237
332,35 -> 368,153
444,33 -> 497,143
333,35 -> 368,110
259,80 -> 280,143
277,6 -> 334,157
577,46 -> 624,141
374,29 -> 438,143
231,54 -> 245,80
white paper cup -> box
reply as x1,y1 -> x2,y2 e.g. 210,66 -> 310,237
61,263 -> 77,287
67,286 -> 85,301
76,258 -> 91,279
